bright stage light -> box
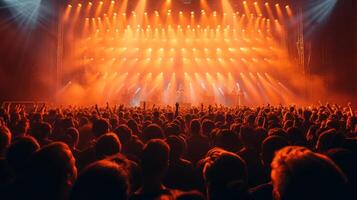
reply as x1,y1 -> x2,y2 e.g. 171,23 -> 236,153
3,0 -> 45,29
62,1 -> 298,105
305,0 -> 338,23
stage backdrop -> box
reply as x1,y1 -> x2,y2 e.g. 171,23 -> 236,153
0,0 -> 356,104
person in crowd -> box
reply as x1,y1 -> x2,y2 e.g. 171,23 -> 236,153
77,118 -> 110,169
326,148 -> 357,199
5,136 -> 40,177
202,148 -> 251,200
31,122 -> 53,146
186,119 -> 210,164
248,135 -> 289,200
95,133 -> 122,159
237,125 -> 265,187
131,139 -> 181,200
0,124 -> 13,187
64,127 -> 80,156
15,142 -> 77,200
70,160 -> 129,200
164,135 -> 195,190
0,125 -> 11,157
0,102 -> 354,200
271,146 -> 350,200
142,124 -> 164,142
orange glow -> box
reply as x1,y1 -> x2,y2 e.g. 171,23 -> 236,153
200,0 -> 210,12
85,2 -> 92,14
286,5 -> 293,17
95,1 -> 103,17
264,2 -> 274,20
253,2 -> 262,16
243,1 -> 251,15
275,3 -> 284,22
63,5 -> 72,21
61,0 -> 296,105
107,1 -> 115,16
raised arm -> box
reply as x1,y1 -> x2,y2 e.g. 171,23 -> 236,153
175,102 -> 179,117
95,104 -> 101,117
348,102 -> 354,117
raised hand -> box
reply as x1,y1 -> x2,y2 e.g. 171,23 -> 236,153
175,102 -> 179,117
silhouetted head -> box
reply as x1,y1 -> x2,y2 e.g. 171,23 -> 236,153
0,125 -> 11,156
27,142 -> 77,200
286,127 -> 305,145
141,139 -> 170,180
92,118 -> 110,138
202,119 -> 215,136
95,133 -> 122,159
190,119 -> 202,135
316,129 -> 345,152
165,135 -> 186,160
164,123 -> 181,136
70,160 -> 129,200
239,125 -> 260,150
142,124 -> 164,142
271,146 -> 348,200
268,128 -> 288,138
216,129 -> 239,152
32,122 -> 52,141
203,148 -> 248,200
261,135 -> 288,166
114,125 -> 132,145
245,114 -> 256,126
127,119 -> 139,133
6,136 -> 40,174
64,127 -> 79,149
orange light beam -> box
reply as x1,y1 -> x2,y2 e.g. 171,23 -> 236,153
95,1 -> 104,17
285,5 -> 293,17
108,0 -> 115,16
85,2 -> 92,14
63,4 -> 72,22
222,0 -> 234,15
162,0 -> 172,13
200,0 -> 210,12
275,3 -> 284,22
253,2 -> 262,16
243,1 -> 251,15
264,2 -> 275,20
119,0 -> 129,15
133,0 -> 147,24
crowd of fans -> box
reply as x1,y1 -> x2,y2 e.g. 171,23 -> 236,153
0,102 -> 356,200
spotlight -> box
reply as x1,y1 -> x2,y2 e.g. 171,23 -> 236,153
5,0 -> 45,28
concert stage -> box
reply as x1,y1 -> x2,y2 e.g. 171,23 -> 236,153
57,0 -> 303,106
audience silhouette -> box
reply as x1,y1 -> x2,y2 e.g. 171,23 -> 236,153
0,102 -> 355,200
